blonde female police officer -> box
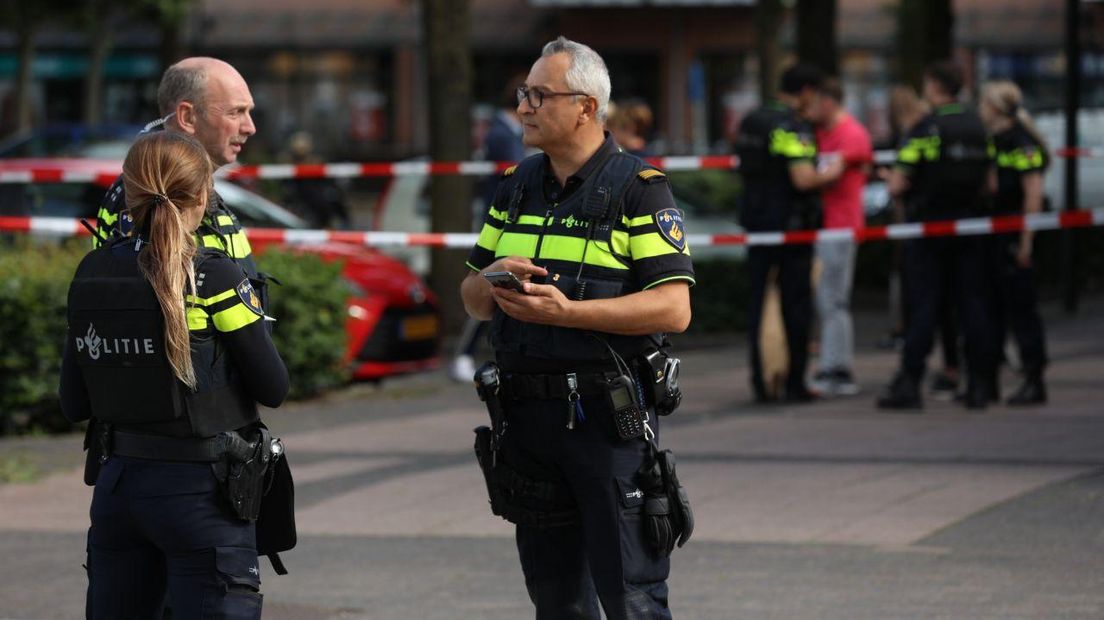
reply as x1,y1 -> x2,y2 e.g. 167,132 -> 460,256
60,131 -> 288,619
462,37 -> 694,619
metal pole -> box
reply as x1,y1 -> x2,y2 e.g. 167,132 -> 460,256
1062,0 -> 1081,314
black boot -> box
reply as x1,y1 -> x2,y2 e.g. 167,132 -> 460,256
877,372 -> 922,410
964,374 -> 990,410
1007,371 -> 1047,406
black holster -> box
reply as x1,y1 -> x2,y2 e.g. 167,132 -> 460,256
638,443 -> 694,557
212,427 -> 282,522
473,362 -> 577,528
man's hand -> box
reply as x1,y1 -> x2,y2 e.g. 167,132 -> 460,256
491,281 -> 572,327
460,256 -> 548,321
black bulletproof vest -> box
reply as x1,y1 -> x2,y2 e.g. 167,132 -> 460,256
911,108 -> 991,220
489,151 -> 659,365
67,241 -> 259,437
734,104 -> 821,232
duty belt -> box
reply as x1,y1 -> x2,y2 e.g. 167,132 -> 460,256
501,371 -> 611,401
110,429 -> 252,463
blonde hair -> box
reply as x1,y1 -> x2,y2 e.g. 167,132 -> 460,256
981,80 -> 1049,165
888,84 -> 929,137
122,132 -> 214,390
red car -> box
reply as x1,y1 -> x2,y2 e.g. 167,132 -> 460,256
0,158 -> 441,381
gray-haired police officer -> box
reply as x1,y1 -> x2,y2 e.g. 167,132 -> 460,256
462,37 -> 694,620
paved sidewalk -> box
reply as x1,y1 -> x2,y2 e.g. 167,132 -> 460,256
2,302 -> 1103,619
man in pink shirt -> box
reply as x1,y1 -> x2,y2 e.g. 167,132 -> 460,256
809,78 -> 873,396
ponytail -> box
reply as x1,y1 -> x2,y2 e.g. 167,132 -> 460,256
122,132 -> 214,390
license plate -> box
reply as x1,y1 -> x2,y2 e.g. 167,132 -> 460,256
400,315 -> 438,340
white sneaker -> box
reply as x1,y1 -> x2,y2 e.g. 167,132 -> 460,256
449,354 -> 477,383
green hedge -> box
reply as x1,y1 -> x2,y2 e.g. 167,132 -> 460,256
0,239 -> 85,435
0,240 -> 351,436
686,256 -> 749,334
254,248 -> 350,399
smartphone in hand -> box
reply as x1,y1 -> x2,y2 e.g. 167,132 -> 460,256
483,271 -> 527,293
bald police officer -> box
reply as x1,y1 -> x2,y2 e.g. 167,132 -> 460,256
462,37 -> 694,619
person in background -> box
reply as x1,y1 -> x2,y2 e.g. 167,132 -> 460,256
608,98 -> 654,157
283,130 -> 351,230
450,75 -> 528,382
734,63 -> 844,403
877,61 -> 994,410
808,77 -> 873,397
979,80 -> 1050,405
884,86 -> 962,399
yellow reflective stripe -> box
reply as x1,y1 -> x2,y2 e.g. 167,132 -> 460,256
643,275 -> 695,290
214,214 -> 235,227
98,208 -> 118,226
495,232 -> 539,257
768,129 -> 815,159
186,288 -> 237,307
627,214 -> 653,228
897,136 -> 940,165
611,229 -> 630,256
475,222 -> 504,252
212,303 -> 261,332
199,231 -> 252,258
996,148 -> 1044,171
631,232 -> 684,259
465,261 -> 482,273
187,306 -> 209,330
486,206 -> 508,223
538,235 -> 628,270
516,214 -> 548,226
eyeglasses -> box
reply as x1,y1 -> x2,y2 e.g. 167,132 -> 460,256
516,86 -> 589,109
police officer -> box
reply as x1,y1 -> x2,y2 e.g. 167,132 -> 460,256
96,57 -> 259,284
59,131 -> 289,619
461,37 -> 693,619
878,61 -> 994,410
734,63 -> 845,402
979,80 -> 1049,405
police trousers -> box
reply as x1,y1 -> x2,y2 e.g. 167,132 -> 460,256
502,394 -> 672,620
989,233 -> 1048,373
746,245 -> 813,395
901,236 -> 992,380
86,456 -> 262,620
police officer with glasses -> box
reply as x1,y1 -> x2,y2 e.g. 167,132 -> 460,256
461,36 -> 694,620
60,131 -> 289,620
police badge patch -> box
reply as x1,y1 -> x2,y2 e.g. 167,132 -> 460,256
236,279 -> 265,316
654,208 -> 687,252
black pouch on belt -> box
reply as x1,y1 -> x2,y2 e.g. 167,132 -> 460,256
638,444 -> 694,557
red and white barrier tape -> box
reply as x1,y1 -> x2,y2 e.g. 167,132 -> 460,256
3,209 -> 1102,248
3,147 -> 1102,183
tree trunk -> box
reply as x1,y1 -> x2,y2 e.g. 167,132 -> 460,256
796,0 -> 838,76
421,0 -> 474,336
83,6 -> 113,126
897,0 -> 955,90
14,26 -> 35,131
755,0 -> 785,102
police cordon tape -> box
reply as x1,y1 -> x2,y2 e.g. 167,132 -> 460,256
3,209 -> 1102,248
2,146 -> 1103,184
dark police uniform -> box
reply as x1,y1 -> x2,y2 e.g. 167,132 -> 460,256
882,102 -> 994,407
734,100 -> 820,400
59,237 -> 289,620
96,176 -> 258,279
467,133 -> 694,619
990,122 -> 1049,399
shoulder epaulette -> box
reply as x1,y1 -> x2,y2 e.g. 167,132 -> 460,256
503,165 -> 518,177
637,168 -> 666,183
